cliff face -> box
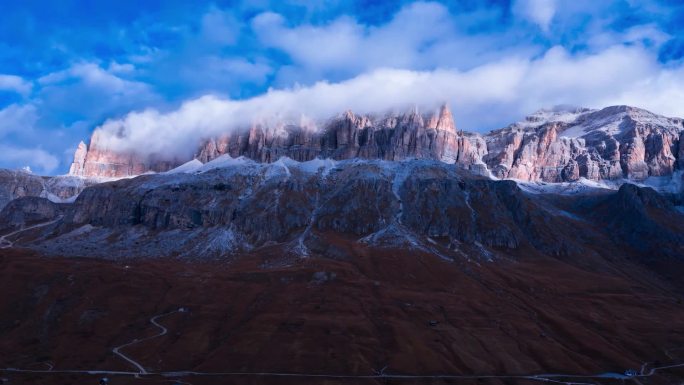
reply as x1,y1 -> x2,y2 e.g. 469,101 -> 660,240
9,158 -> 684,260
69,131 -> 182,177
0,169 -> 104,211
69,104 -> 684,183
197,105 -> 486,166
0,170 -> 46,210
68,141 -> 88,176
483,106 -> 683,182
679,131 -> 684,171
69,105 -> 486,178
0,160 -> 596,257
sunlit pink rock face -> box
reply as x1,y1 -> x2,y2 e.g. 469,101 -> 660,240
69,105 -> 683,182
70,131 -> 180,178
196,105 -> 483,165
68,141 -> 88,176
483,106 -> 683,182
72,105 -> 485,178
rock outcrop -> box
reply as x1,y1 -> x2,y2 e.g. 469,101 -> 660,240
0,169 -> 102,210
69,105 -> 487,178
484,122 -> 587,182
68,141 -> 88,176
590,183 -> 684,259
0,196 -> 64,233
69,131 -> 182,177
483,106 -> 683,182
678,131 -> 684,170
69,105 -> 683,184
196,105 -> 486,167
9,158 -> 684,260
0,170 -> 46,211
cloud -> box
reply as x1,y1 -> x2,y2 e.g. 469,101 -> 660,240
175,57 -> 272,95
0,74 -> 32,96
252,2 -> 484,84
37,62 -> 159,123
108,61 -> 136,74
2,0 -> 683,175
0,144 -> 59,174
0,104 -> 39,137
0,103 -> 63,174
587,23 -> 672,50
200,7 -> 241,46
90,42 -> 684,160
513,0 -> 557,32
38,62 -> 149,93
0,64 -> 159,175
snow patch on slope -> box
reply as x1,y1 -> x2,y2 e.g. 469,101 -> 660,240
516,178 -> 619,195
641,171 -> 684,194
198,155 -> 255,172
265,158 -> 292,180
517,171 -> 684,196
516,106 -> 592,129
560,106 -> 683,139
284,157 -> 338,176
166,159 -> 203,174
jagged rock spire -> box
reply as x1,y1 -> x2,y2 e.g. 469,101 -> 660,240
68,141 -> 88,176
435,104 -> 456,132
426,103 -> 457,132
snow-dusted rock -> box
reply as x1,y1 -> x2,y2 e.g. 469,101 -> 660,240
0,170 -> 107,210
68,141 -> 88,176
68,104 -> 683,187
0,169 -> 45,210
71,105 -> 487,178
165,159 -> 204,174
4,157 -> 684,260
484,105 -> 683,183
69,130 -> 183,177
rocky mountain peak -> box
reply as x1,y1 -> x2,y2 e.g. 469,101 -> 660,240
434,103 -> 456,132
423,104 -> 456,132
520,105 -> 594,129
68,104 -> 684,186
68,141 -> 88,176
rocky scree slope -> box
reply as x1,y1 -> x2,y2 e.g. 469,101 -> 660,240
3,158 -> 683,262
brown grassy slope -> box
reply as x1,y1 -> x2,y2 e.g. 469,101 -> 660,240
1,239 -> 684,384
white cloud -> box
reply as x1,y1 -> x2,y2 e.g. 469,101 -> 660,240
38,62 -> 150,95
37,62 -> 159,121
0,74 -> 32,96
108,61 -> 136,74
90,43 -> 684,160
252,12 -> 364,73
201,7 -> 241,46
0,144 -> 59,174
252,2 -> 465,83
0,64 -> 159,175
587,23 -> 672,50
177,56 -> 272,91
513,0 -> 557,32
0,104 -> 39,137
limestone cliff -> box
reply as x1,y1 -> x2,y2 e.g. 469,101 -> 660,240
69,104 -> 683,183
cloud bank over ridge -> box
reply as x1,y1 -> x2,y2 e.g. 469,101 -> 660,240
95,43 -> 684,158
1,0 -> 684,173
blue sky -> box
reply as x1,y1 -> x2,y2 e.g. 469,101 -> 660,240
1,0 -> 684,174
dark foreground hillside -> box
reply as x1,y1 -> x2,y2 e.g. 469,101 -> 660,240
1,242 -> 684,385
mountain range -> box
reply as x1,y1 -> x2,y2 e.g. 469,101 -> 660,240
1,104 -> 684,383
67,104 -> 684,186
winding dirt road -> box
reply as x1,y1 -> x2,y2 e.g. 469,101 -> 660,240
0,217 -> 62,249
1,302 -> 683,384
112,309 -> 185,375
